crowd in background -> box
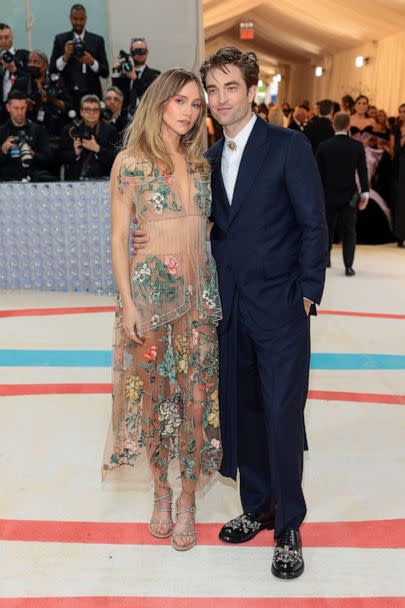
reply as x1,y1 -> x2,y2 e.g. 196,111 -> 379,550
0,4 -> 404,245
208,96 -> 405,246
0,5 -> 160,182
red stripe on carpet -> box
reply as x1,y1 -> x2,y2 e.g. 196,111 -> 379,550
0,306 -> 115,318
2,384 -> 405,405
307,390 -> 405,405
0,598 -> 404,608
319,309 -> 405,320
0,307 -> 404,319
0,518 -> 404,548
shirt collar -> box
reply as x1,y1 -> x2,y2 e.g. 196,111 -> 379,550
224,113 -> 256,151
335,131 -> 348,136
73,30 -> 85,40
134,64 -> 146,75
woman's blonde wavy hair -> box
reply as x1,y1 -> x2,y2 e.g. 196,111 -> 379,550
122,68 -> 210,175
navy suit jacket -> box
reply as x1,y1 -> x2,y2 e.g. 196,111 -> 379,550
208,118 -> 328,331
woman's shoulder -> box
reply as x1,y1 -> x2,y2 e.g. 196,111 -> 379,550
115,149 -> 154,178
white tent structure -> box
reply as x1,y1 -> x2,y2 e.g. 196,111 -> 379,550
203,0 -> 405,112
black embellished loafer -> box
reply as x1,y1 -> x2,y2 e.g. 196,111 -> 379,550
271,528 -> 304,579
219,511 -> 275,544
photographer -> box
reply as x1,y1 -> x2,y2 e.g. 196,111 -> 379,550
0,89 -> 53,181
12,51 -> 72,139
0,23 -> 29,123
102,86 -> 128,136
49,4 -> 109,111
59,94 -> 117,180
112,37 -> 160,115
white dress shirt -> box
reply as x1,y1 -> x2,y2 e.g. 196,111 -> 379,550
2,46 -> 17,102
335,131 -> 369,200
221,113 -> 257,204
134,64 -> 146,77
56,30 -> 99,74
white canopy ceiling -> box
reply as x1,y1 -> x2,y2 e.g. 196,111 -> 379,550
203,0 -> 405,78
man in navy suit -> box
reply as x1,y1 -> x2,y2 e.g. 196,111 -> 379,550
49,4 -> 109,111
134,47 -> 328,579
200,47 -> 328,579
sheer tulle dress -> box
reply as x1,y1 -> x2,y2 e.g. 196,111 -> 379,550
103,153 -> 222,488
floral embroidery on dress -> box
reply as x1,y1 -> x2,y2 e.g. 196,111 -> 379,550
207,390 -> 219,428
131,256 -> 184,305
164,255 -> 180,275
141,181 -> 182,215
194,177 -> 212,215
103,155 -> 222,487
198,257 -> 221,318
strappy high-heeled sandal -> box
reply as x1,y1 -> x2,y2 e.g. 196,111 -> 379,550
148,488 -> 173,539
171,497 -> 197,551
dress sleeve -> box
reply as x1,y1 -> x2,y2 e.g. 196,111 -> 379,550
110,151 -> 150,213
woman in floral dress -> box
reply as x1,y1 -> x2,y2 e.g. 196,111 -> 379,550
103,69 -> 222,551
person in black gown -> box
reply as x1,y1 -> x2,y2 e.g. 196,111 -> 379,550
393,111 -> 405,247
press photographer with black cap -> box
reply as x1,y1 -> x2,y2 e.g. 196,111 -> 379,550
49,4 -> 109,112
0,89 -> 53,182
112,37 -> 160,116
11,51 -> 72,139
59,93 -> 117,180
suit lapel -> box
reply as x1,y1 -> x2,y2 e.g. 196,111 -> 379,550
229,118 -> 270,224
210,138 -> 231,225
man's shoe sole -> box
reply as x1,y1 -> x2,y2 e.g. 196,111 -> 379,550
271,563 -> 304,579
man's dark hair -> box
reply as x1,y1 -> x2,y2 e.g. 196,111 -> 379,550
0,23 -> 11,30
319,99 -> 333,117
333,111 -> 350,131
355,94 -> 369,105
105,86 -> 124,101
6,89 -> 28,103
342,94 -> 354,108
70,4 -> 86,14
80,93 -> 101,109
200,46 -> 259,91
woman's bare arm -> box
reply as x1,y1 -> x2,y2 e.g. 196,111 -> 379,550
110,152 -> 144,343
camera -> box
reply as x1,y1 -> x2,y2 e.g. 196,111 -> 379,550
73,38 -> 85,58
68,110 -> 96,139
112,50 -> 133,77
71,122 -> 95,140
100,102 -> 113,121
43,73 -> 63,98
0,48 -> 15,64
68,109 -> 96,140
9,132 -> 34,168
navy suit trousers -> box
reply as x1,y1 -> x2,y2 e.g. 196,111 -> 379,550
231,295 -> 310,536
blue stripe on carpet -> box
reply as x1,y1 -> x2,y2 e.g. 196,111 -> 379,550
0,350 -> 404,369
0,350 -> 112,367
310,353 -> 405,370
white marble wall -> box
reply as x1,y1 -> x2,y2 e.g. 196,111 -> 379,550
107,0 -> 204,74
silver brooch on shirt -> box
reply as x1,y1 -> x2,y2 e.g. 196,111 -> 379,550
226,140 -> 237,151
